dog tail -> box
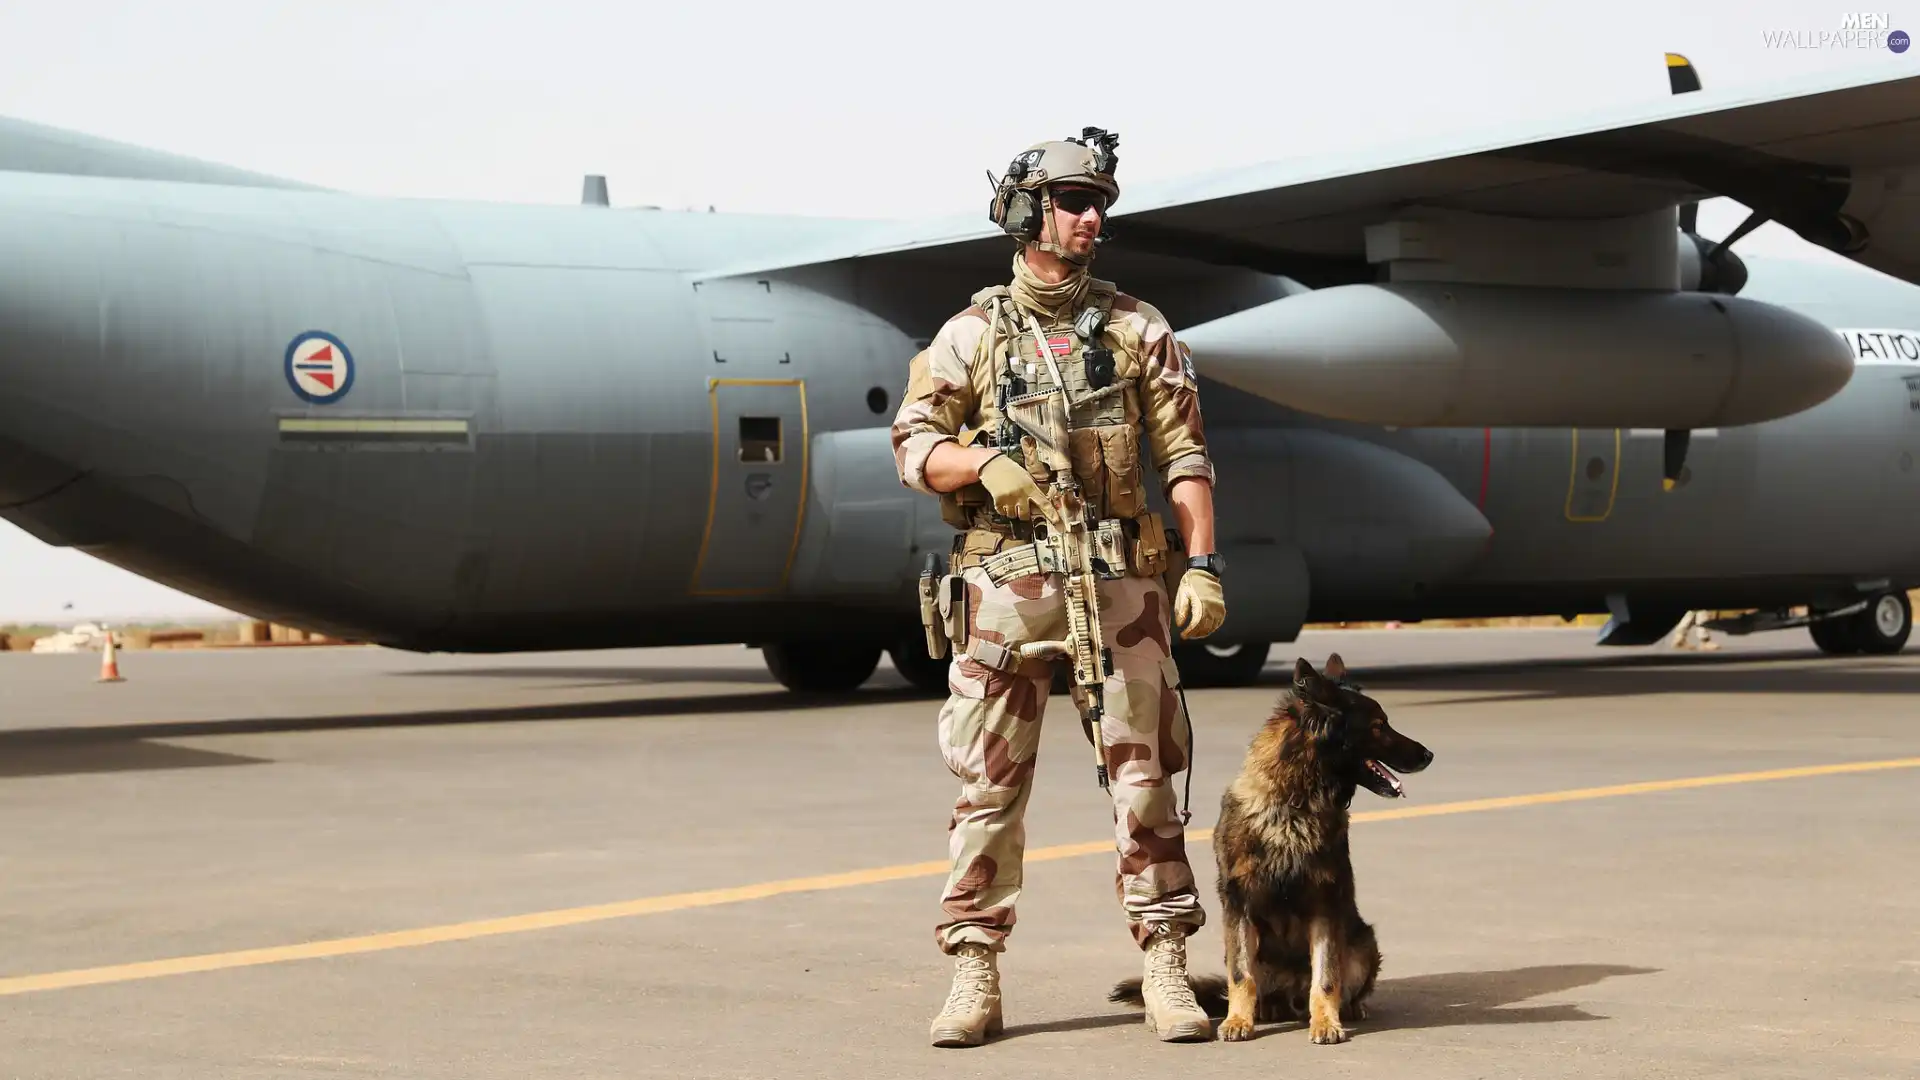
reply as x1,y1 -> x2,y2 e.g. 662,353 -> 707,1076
1106,974 -> 1230,1017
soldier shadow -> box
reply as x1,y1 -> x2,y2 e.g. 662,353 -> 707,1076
998,1012 -> 1141,1039
1347,962 -> 1658,1038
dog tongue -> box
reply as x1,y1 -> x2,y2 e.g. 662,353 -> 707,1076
1367,760 -> 1405,796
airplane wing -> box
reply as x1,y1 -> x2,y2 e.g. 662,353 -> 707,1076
0,113 -> 319,190
697,60 -> 1920,291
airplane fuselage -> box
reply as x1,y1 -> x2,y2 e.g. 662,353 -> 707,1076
1,173 -> 1916,663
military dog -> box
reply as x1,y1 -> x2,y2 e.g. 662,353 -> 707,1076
1110,653 -> 1433,1044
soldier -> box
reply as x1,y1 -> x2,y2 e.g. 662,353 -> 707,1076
890,128 -> 1227,1048
1668,609 -> 1720,650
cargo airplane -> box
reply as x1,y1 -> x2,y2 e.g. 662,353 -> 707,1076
4,56 -> 1920,693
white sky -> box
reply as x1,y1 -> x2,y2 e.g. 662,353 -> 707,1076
0,1 -> 1911,623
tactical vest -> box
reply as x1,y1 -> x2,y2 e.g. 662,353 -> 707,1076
937,280 -> 1170,580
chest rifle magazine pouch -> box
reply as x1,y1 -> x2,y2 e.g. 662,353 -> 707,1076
1097,425 -> 1144,519
918,553 -> 950,659
1067,429 -> 1108,514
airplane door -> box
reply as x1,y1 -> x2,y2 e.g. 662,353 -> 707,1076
691,378 -> 809,595
1565,428 -> 1620,522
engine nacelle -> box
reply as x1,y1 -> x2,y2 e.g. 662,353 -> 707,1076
1179,283 -> 1854,428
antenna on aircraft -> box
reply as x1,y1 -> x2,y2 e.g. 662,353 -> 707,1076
582,175 -> 610,207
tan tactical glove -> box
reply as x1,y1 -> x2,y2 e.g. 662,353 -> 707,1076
978,452 -> 1061,528
1173,569 -> 1226,639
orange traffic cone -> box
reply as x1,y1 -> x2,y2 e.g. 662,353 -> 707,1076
98,630 -> 125,683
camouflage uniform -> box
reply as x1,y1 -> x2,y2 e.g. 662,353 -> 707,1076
892,279 -> 1215,956
898,128 -> 1221,1049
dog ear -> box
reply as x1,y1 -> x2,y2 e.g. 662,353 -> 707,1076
1293,657 -> 1341,705
1324,653 -> 1347,681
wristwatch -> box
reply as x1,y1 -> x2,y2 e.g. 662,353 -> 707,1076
1187,553 -> 1224,579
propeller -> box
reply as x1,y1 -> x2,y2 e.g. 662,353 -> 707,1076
1661,428 -> 1691,492
1666,197 -> 1761,492
1677,198 -> 1750,297
1664,53 -> 1757,495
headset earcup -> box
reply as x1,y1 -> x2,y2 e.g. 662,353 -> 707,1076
1004,190 -> 1040,240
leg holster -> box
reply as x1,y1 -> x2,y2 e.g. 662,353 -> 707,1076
918,552 -> 969,660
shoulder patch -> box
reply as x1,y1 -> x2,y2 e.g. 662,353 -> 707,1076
1175,340 -> 1198,385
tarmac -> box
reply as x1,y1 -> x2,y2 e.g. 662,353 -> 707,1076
2,627 -> 1916,1079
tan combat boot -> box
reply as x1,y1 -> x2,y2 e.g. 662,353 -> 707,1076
1140,925 -> 1213,1042
929,943 -> 1003,1048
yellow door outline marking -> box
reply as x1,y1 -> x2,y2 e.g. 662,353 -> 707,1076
1565,428 -> 1622,522
689,378 -> 809,597
2,755 -> 1916,998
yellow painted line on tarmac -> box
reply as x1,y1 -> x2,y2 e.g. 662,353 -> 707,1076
3,755 -> 1917,998
1346,756 -> 1920,824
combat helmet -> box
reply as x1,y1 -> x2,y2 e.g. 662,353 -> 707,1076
987,127 -> 1120,264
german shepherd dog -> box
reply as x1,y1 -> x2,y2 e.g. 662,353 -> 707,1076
1110,654 -> 1433,1043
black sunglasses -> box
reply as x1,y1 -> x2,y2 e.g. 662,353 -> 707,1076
1051,188 -> 1107,216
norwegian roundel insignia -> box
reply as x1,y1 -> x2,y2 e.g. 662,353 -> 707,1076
284,330 -> 356,404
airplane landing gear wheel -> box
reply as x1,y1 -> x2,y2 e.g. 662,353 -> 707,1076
1173,640 -> 1272,688
1809,591 -> 1912,656
763,640 -> 881,694
1809,616 -> 1859,655
1855,590 -> 1911,655
886,637 -> 949,695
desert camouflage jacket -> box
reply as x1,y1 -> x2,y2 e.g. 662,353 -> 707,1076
890,284 -> 1214,509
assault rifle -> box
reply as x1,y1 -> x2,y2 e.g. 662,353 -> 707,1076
1002,366 -> 1128,792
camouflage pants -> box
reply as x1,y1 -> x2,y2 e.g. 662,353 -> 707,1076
935,562 -> 1203,954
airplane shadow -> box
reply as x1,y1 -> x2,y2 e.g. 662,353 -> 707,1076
8,646 -> 1895,775
407,647 -> 1920,705
389,665 -> 785,687
386,659 -> 942,699
0,683 -> 933,764
0,739 -> 267,780
1252,647 -> 1920,704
